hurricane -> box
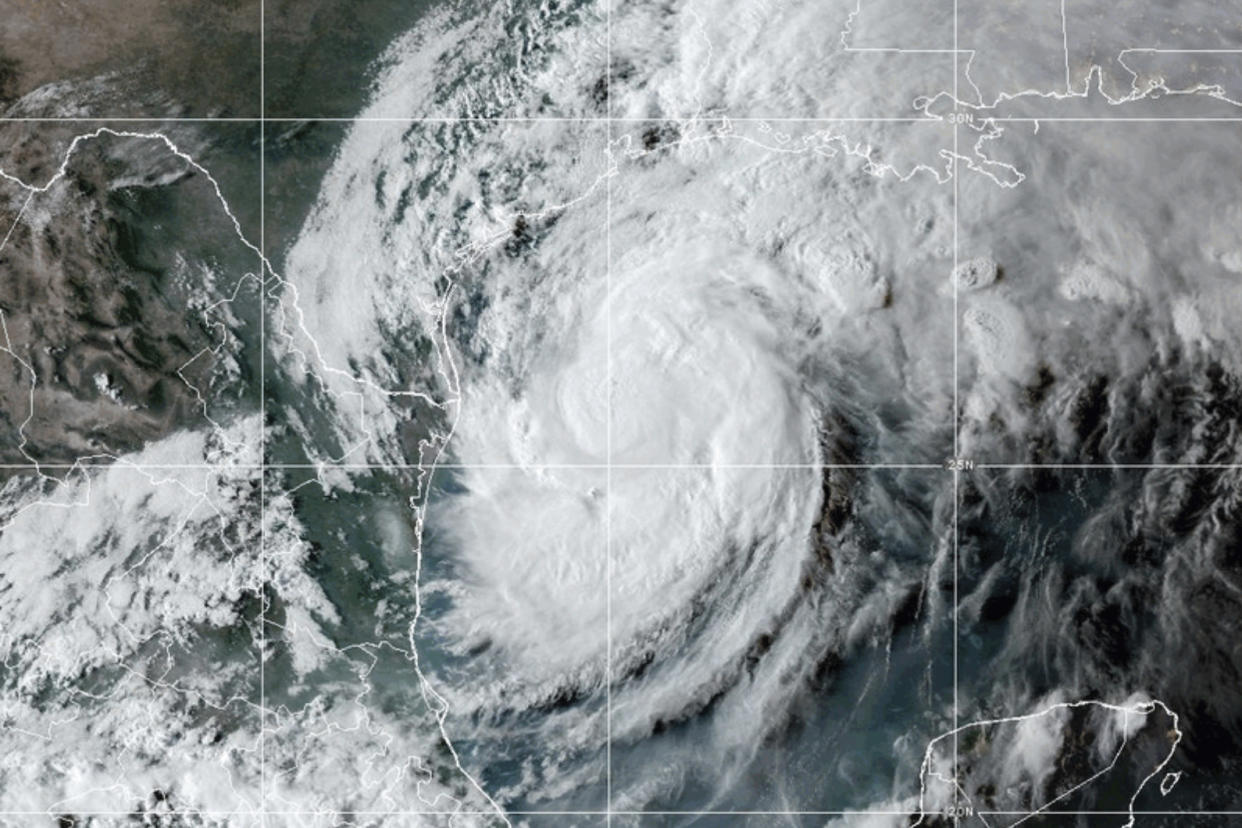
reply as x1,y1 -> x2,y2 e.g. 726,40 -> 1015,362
2,0 -> 1242,823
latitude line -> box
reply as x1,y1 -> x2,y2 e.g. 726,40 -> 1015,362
0,814 -> 1237,819
6,115 -> 1242,124
2,462 -> 1240,470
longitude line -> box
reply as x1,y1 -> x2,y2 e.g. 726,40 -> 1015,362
951,0 -> 961,818
605,0 -> 614,823
258,0 -> 267,822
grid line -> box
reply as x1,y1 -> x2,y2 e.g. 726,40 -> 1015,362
258,0 -> 268,821
5,115 -> 1242,123
0,814 -> 1237,819
951,0 -> 962,815
605,0 -> 615,819
3,462 -> 1241,470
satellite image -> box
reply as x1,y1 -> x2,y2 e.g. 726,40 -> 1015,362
1,0 -> 1241,825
